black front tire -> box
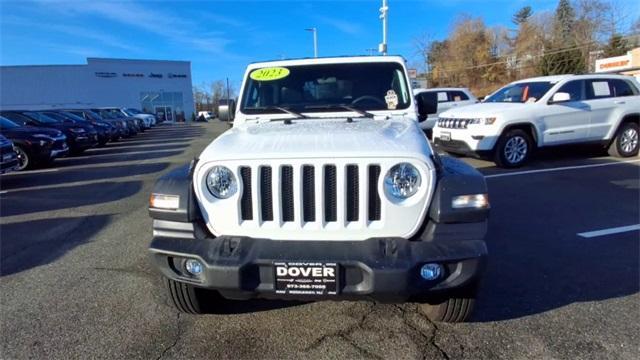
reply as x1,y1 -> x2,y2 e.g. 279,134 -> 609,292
493,129 -> 533,168
165,278 -> 209,314
14,145 -> 32,171
418,285 -> 478,323
608,122 -> 639,158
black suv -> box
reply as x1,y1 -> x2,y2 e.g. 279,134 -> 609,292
67,109 -> 125,141
41,110 -> 114,146
1,111 -> 97,155
0,116 -> 68,170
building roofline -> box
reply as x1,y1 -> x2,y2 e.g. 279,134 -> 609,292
87,57 -> 191,64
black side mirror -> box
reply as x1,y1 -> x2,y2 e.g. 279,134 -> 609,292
416,92 -> 438,122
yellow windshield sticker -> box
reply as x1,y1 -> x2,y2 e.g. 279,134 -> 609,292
250,67 -> 290,81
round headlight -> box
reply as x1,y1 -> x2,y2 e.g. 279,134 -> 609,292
384,163 -> 421,199
206,166 -> 237,199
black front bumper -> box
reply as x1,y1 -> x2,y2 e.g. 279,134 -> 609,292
433,138 -> 491,158
150,233 -> 487,302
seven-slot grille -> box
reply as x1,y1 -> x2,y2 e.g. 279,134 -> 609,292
239,164 -> 382,224
437,118 -> 475,129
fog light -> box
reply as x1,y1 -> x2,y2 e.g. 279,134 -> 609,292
420,263 -> 442,281
185,259 -> 203,276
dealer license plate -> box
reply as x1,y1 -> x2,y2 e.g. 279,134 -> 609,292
274,262 -> 338,296
440,131 -> 451,141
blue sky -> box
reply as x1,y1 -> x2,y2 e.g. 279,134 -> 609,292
1,0 -> 638,87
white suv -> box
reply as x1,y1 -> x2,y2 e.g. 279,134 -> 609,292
432,75 -> 640,167
414,88 -> 477,131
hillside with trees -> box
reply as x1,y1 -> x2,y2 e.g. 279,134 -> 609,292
414,0 -> 639,96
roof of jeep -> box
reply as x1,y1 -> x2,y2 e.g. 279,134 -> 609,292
247,55 -> 407,69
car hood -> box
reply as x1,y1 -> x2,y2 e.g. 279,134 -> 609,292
198,118 -> 433,162
2,126 -> 63,137
440,102 -> 528,118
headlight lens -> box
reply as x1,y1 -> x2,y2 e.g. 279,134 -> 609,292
206,166 -> 237,199
384,163 -> 421,199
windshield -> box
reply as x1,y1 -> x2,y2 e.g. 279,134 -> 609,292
58,111 -> 86,122
0,116 -> 19,129
241,62 -> 411,115
42,112 -> 77,123
24,111 -> 60,124
484,82 -> 553,103
93,109 -> 117,119
126,108 -> 141,115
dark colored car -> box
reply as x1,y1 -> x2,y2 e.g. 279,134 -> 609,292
0,134 -> 19,174
41,110 -> 113,146
0,116 -> 68,170
91,108 -> 139,136
67,109 -> 126,141
1,111 -> 97,155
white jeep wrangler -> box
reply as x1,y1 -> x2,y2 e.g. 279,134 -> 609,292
148,56 -> 489,323
433,74 -> 640,167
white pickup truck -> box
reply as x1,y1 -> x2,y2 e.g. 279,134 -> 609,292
433,74 -> 640,167
147,56 -> 490,323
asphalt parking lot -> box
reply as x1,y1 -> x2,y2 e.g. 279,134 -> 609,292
1,121 -> 638,359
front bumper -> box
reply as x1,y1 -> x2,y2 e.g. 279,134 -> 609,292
432,126 -> 498,154
150,234 -> 487,302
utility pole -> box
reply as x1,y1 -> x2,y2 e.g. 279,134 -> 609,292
305,28 -> 318,58
379,0 -> 388,55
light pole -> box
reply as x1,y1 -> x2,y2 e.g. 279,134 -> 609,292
305,28 -> 318,58
379,0 -> 388,55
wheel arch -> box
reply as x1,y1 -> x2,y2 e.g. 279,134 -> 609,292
497,122 -> 539,148
607,113 -> 640,146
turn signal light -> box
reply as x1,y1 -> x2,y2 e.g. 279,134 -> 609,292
149,193 -> 180,210
451,194 -> 489,209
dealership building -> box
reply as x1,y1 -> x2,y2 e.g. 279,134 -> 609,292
595,47 -> 640,80
0,58 -> 195,122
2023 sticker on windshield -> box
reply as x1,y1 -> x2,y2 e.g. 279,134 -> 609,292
250,67 -> 290,81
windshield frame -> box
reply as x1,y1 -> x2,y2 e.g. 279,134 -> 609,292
238,60 -> 413,119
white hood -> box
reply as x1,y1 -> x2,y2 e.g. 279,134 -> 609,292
440,102 -> 527,119
198,118 -> 433,163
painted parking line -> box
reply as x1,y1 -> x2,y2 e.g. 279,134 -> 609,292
484,159 -> 640,178
577,224 -> 640,238
2,168 -> 59,176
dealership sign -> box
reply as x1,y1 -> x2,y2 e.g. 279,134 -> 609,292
595,54 -> 632,73
95,72 -> 117,78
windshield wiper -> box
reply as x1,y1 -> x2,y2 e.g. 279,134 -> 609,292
303,104 -> 374,118
251,106 -> 307,119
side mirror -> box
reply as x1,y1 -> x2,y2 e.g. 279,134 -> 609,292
550,92 -> 571,104
416,93 -> 438,122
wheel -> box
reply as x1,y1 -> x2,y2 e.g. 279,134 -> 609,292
493,129 -> 533,168
418,285 -> 478,323
13,145 -> 32,171
165,278 -> 209,314
608,122 -> 639,157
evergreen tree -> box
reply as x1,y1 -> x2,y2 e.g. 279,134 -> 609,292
539,0 -> 585,75
512,6 -> 533,25
602,34 -> 629,57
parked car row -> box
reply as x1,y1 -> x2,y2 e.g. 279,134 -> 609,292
418,74 -> 640,168
0,107 -> 157,172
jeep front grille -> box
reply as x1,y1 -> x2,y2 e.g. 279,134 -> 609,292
239,164 -> 381,224
437,117 -> 474,129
